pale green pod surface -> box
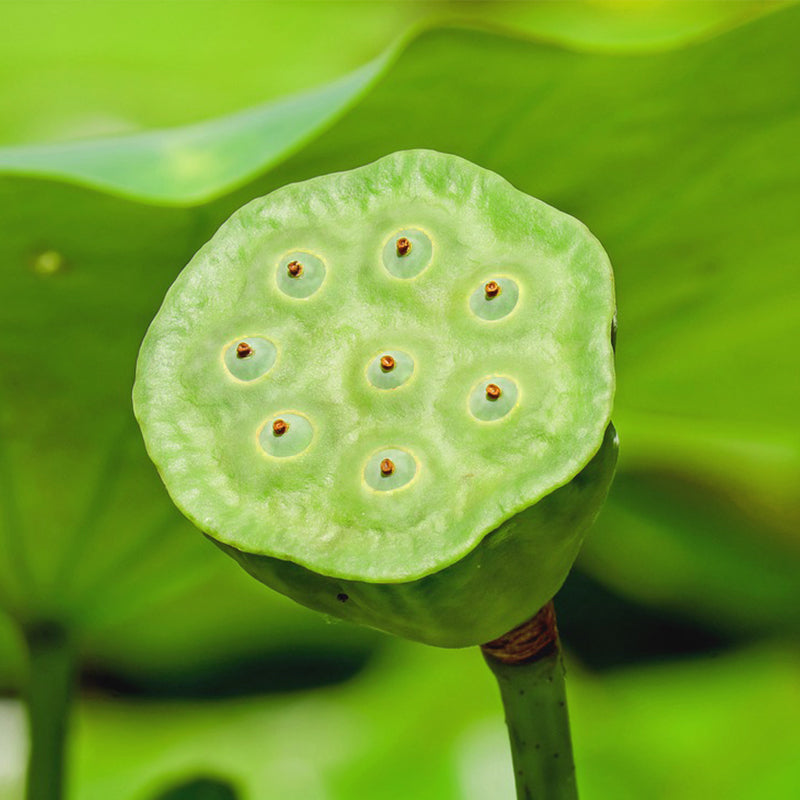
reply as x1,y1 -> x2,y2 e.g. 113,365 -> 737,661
134,150 -> 616,648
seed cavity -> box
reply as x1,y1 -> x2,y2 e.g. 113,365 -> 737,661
364,448 -> 418,492
224,336 -> 277,381
259,412 -> 313,458
486,383 -> 502,400
382,228 -> 432,279
367,350 -> 414,390
470,277 -> 519,321
469,376 -> 519,422
277,251 -> 326,298
484,280 -> 500,298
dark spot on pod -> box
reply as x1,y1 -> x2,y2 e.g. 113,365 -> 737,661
484,280 -> 500,298
272,419 -> 289,436
611,311 -> 618,352
287,260 -> 303,278
337,593 -> 349,603
380,458 -> 395,476
236,342 -> 253,359
396,237 -> 412,256
380,354 -> 395,372
553,753 -> 560,759
486,383 -> 502,400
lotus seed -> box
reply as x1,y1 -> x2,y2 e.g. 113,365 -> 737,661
367,350 -> 414,390
470,377 -> 519,421
382,228 -> 432,279
259,412 -> 313,458
470,277 -> 519,321
277,251 -> 326,298
364,448 -> 418,492
223,336 -> 277,382
486,383 -> 502,400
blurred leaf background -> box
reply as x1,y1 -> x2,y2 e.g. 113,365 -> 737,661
1,2 -> 798,799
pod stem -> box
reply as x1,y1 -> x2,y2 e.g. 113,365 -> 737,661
22,622 -> 75,800
481,602 -> 578,800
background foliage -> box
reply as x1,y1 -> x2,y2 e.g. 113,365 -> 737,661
1,2 -> 798,799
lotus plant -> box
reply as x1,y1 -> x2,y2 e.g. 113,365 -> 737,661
134,149 -> 617,799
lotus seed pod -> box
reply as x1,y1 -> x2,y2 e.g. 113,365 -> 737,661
133,150 -> 616,648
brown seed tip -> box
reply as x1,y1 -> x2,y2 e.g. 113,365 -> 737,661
486,383 -> 502,400
484,280 -> 500,298
272,418 -> 289,436
380,458 -> 395,476
236,342 -> 253,359
380,354 -> 396,372
287,260 -> 303,278
396,237 -> 412,257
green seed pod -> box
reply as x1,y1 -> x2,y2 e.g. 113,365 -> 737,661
134,150 -> 616,648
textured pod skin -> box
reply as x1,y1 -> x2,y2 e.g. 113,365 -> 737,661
134,149 -> 616,648
220,425 -> 617,647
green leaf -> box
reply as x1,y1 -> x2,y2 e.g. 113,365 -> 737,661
580,470 -> 800,635
2,641 -> 797,800
2,5 -> 799,685
0,57 -> 389,205
0,1 -> 774,146
0,4 -> 785,203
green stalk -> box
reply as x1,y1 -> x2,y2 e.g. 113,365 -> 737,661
481,602 -> 578,800
22,622 -> 75,800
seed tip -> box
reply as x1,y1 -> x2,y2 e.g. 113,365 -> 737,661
272,418 -> 289,436
396,237 -> 412,257
380,458 -> 395,476
484,280 -> 500,298
236,342 -> 253,359
380,354 -> 396,372
287,260 -> 303,278
486,383 -> 502,400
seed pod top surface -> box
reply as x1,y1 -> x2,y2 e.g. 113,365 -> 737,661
133,150 -> 615,583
